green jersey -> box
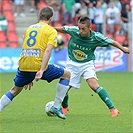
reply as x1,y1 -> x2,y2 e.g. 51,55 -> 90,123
63,26 -> 114,63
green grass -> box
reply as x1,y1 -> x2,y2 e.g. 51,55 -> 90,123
0,72 -> 132,133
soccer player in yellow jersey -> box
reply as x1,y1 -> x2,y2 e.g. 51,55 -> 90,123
0,6 -> 70,119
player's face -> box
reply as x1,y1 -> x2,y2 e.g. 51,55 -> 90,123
78,23 -> 90,37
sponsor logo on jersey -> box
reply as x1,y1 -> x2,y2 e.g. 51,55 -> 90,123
74,43 -> 89,51
22,49 -> 40,57
73,50 -> 87,61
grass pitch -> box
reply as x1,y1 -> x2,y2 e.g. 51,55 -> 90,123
0,72 -> 132,133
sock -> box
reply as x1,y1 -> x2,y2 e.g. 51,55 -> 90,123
95,86 -> 114,109
0,91 -> 14,112
54,79 -> 69,110
62,92 -> 68,108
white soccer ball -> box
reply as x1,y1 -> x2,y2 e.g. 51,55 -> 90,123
45,101 -> 55,116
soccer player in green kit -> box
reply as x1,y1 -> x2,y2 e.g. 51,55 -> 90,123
55,16 -> 130,117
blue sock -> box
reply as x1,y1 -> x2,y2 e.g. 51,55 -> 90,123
5,92 -> 14,101
59,78 -> 69,86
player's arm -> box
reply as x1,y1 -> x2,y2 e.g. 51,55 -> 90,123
54,27 -> 67,34
41,44 -> 53,71
35,44 -> 53,81
112,41 -> 130,54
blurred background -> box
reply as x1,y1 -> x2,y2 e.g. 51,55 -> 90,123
0,0 -> 132,72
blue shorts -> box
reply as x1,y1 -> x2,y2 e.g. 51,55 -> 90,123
14,64 -> 64,87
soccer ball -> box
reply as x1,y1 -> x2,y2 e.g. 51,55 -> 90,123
45,101 -> 55,116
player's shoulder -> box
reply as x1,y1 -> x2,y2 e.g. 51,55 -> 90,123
49,25 -> 57,32
29,23 -> 41,28
45,24 -> 57,34
63,25 -> 78,31
91,31 -> 107,41
27,23 -> 57,35
93,31 -> 105,38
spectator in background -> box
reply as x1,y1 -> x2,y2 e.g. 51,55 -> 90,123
29,0 -> 39,13
62,0 -> 75,25
94,1 -> 104,33
72,0 -> 81,25
72,0 -> 81,16
121,0 -> 130,11
25,0 -> 40,13
83,0 -> 96,7
82,0 -> 90,6
88,2 -> 95,24
90,0 -> 97,7
0,0 -> 2,15
46,0 -> 60,26
114,0 -> 122,11
121,4 -> 130,36
0,15 -> 8,35
104,0 -> 110,4
29,0 -> 35,13
121,4 -> 131,47
100,0 -> 107,10
14,0 -> 26,17
76,1 -> 88,20
106,1 -> 122,36
130,0 -> 133,6
0,0 -> 8,35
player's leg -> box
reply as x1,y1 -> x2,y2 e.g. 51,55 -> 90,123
61,62 -> 81,115
62,92 -> 69,108
51,69 -> 70,119
61,87 -> 71,115
53,71 -> 70,110
42,64 -> 70,119
87,78 -> 119,117
0,86 -> 23,112
0,69 -> 35,112
83,61 -> 119,117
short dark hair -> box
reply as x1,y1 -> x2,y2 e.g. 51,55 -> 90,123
78,16 -> 92,27
39,6 -> 54,21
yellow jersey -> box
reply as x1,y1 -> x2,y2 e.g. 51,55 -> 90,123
19,22 -> 57,72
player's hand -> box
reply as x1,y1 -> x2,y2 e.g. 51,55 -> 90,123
35,70 -> 43,81
123,47 -> 130,54
24,82 -> 33,90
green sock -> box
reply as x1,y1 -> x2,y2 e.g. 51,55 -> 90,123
62,93 -> 68,108
95,86 -> 114,109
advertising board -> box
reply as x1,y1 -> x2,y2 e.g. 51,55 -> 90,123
0,48 -> 128,72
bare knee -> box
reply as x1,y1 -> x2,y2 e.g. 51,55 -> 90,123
61,69 -> 71,80
87,78 -> 99,91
